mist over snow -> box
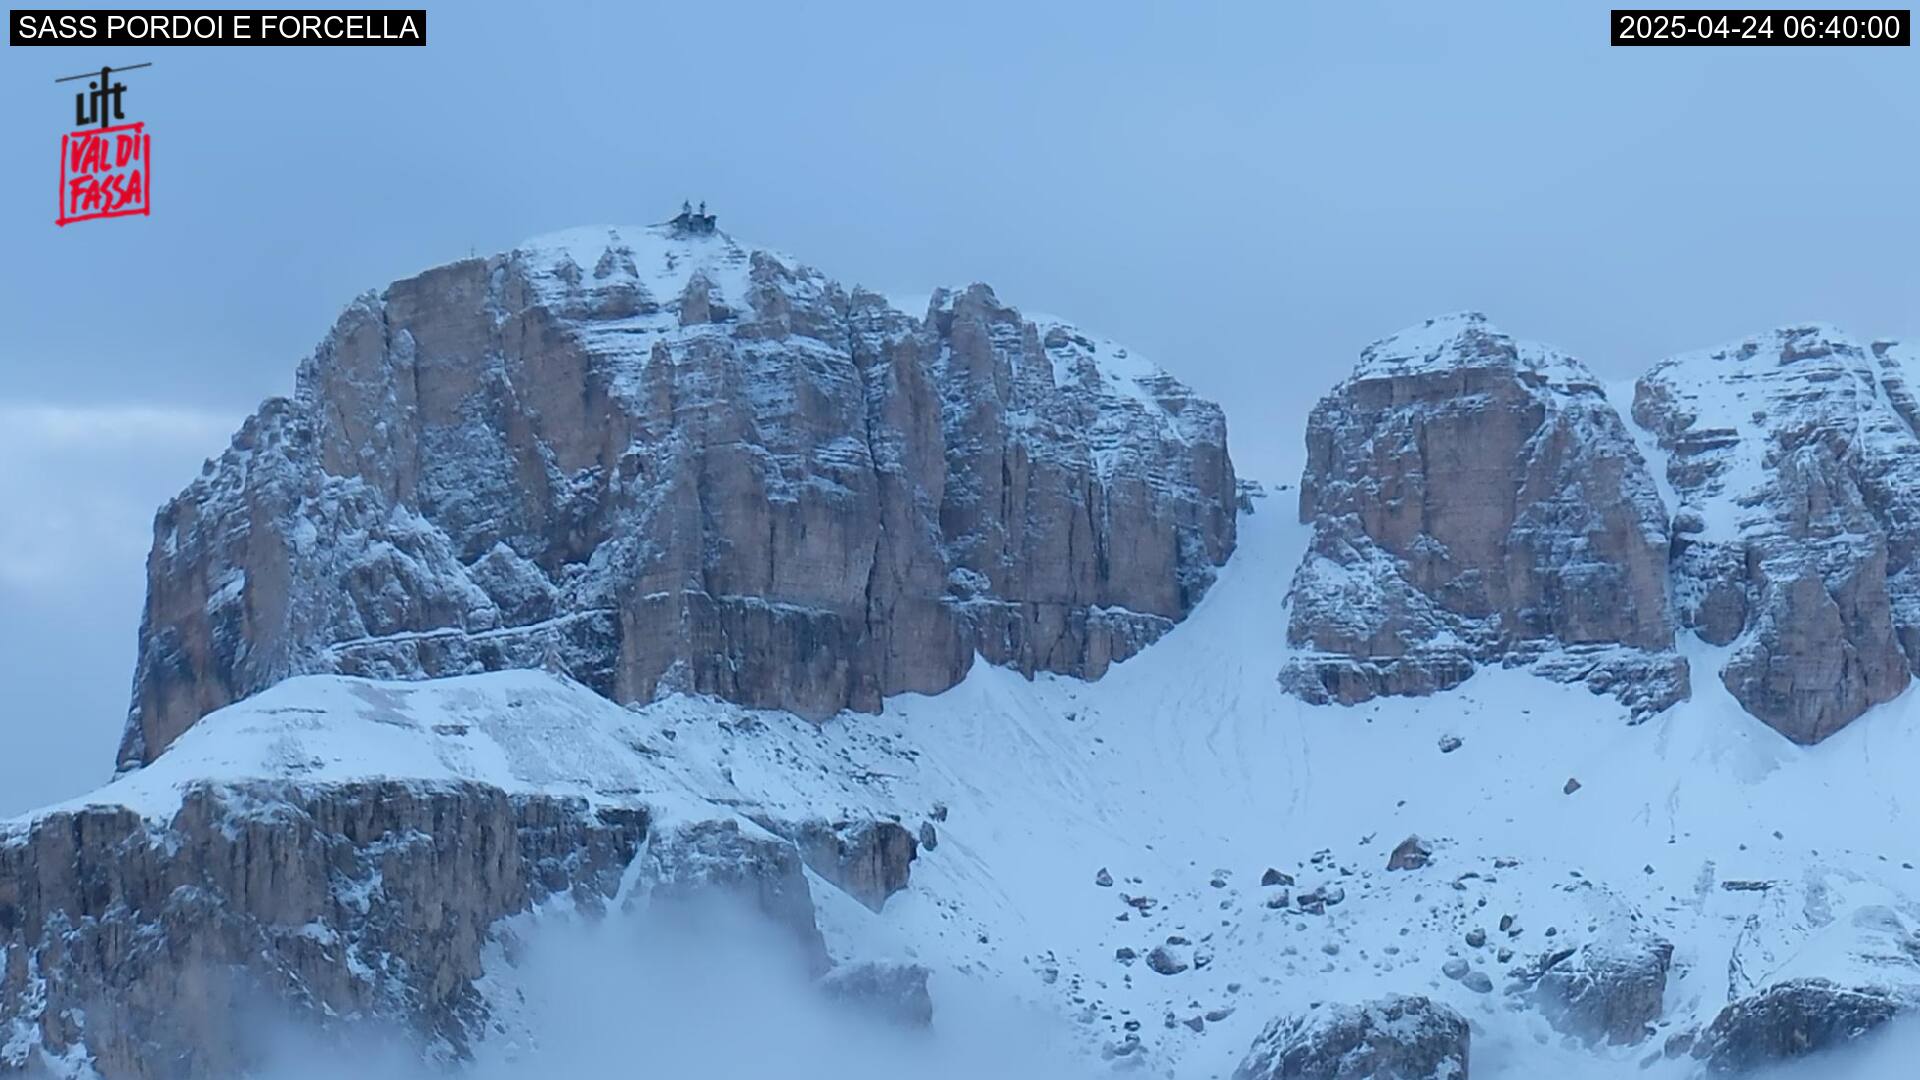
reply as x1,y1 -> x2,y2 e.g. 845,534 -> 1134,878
236,898 -> 1093,1080
213,899 -> 1920,1080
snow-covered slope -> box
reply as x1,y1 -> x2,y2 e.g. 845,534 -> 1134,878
23,497 -> 1920,1077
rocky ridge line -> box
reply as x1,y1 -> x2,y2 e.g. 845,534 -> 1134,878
1284,314 -> 1920,744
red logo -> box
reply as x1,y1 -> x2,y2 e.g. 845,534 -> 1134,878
55,63 -> 151,227
59,122 -> 149,226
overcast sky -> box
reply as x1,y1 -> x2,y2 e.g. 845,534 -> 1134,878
2,0 -> 1916,814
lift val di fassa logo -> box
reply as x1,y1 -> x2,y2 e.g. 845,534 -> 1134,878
57,62 -> 151,226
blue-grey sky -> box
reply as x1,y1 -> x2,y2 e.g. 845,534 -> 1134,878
2,0 -> 1916,814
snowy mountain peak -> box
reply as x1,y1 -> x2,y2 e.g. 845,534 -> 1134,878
1286,313 -> 1682,717
514,222 -> 760,310
1356,310 -> 1501,370
1654,322 -> 1875,380
1290,307 -> 1920,746
1353,311 -> 1598,393
1631,323 -> 1920,743
123,224 -> 1237,769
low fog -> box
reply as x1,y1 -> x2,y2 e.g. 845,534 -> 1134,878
236,898 -> 1094,1080
166,898 -> 1920,1080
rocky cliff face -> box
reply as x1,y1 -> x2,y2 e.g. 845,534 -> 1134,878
0,783 -> 649,1077
1,672 -> 917,1080
121,223 -> 1236,768
1283,315 -> 1920,745
1281,313 -> 1687,717
1633,327 -> 1920,744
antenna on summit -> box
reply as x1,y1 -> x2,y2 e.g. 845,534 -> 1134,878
669,199 -> 718,236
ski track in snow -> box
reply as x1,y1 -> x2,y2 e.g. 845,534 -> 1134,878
18,501 -> 1920,1077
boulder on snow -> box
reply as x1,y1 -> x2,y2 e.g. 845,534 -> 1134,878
1262,867 -> 1295,887
1691,979 -> 1903,1073
1147,945 -> 1191,975
1520,931 -> 1673,1046
1387,836 -> 1432,871
819,960 -> 934,1027
1294,884 -> 1343,914
1232,994 -> 1470,1080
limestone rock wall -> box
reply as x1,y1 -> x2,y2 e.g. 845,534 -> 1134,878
0,782 -> 852,1080
0,782 -> 650,1077
1633,327 -> 1920,743
1281,313 -> 1686,717
1283,315 -> 1920,744
121,226 -> 1237,768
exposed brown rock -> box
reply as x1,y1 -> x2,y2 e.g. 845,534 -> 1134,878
1281,313 -> 1685,718
1386,836 -> 1432,871
121,227 -> 1237,769
0,784 -> 825,1080
1634,328 -> 1920,743
777,818 -> 917,913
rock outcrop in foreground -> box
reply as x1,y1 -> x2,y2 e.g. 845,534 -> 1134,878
1285,315 -> 1920,744
122,223 -> 1236,768
1691,979 -> 1905,1073
1282,313 -> 1686,717
0,672 -> 911,1079
1,783 -> 652,1077
1519,929 -> 1673,1046
1232,994 -> 1469,1080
